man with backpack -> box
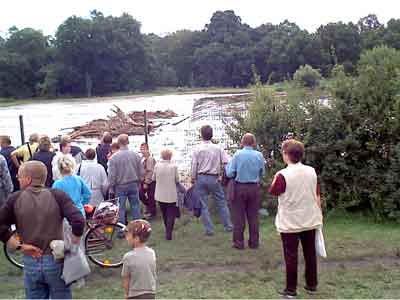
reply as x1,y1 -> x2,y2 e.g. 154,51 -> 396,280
10,133 -> 39,169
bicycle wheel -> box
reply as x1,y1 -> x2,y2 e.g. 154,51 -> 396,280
85,223 -> 129,268
3,230 -> 24,269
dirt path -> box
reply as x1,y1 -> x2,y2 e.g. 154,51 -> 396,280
2,255 -> 399,284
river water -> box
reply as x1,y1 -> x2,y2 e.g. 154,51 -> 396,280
0,93 -> 245,174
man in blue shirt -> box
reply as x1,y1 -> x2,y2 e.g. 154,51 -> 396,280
226,133 -> 265,249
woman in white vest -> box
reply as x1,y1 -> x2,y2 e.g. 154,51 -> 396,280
269,139 -> 322,299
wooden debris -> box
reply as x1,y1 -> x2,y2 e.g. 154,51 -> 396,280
67,106 -> 178,139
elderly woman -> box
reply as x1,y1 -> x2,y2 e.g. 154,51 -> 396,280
268,139 -> 322,298
78,148 -> 108,206
52,155 -> 91,216
152,149 -> 179,240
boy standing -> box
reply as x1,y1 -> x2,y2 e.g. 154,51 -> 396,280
122,220 -> 156,299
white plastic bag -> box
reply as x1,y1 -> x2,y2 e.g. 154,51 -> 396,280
62,220 -> 91,286
315,227 -> 327,258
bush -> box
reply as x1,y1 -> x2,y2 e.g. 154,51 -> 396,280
229,46 -> 400,221
293,64 -> 322,88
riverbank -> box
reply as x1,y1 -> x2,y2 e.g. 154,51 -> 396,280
0,87 -> 250,107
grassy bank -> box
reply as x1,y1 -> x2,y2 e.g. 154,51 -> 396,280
0,87 -> 251,107
0,210 -> 399,299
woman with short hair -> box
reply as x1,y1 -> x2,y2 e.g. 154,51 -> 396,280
152,149 -> 179,240
269,139 -> 323,298
31,135 -> 56,187
78,148 -> 108,206
52,155 -> 91,216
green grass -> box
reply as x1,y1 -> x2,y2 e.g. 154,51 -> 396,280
1,211 -> 399,298
0,87 -> 250,107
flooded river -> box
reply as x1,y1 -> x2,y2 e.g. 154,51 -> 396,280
0,93 -> 247,174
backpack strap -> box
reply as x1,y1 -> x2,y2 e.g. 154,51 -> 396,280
26,143 -> 33,159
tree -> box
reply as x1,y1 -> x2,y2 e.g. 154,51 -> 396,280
317,22 -> 362,73
0,27 -> 50,98
55,11 -> 152,96
229,46 -> 400,221
384,18 -> 400,49
293,65 -> 322,88
357,14 -> 384,50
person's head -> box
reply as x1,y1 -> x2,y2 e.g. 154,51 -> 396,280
0,135 -> 11,148
117,134 -> 129,147
124,219 -> 152,248
59,135 -> 72,154
110,142 -> 120,153
102,132 -> 112,145
57,155 -> 76,176
85,148 -> 96,161
29,133 -> 40,144
200,125 -> 213,141
18,161 -> 47,189
38,135 -> 52,152
241,133 -> 256,148
161,149 -> 173,161
140,143 -> 150,157
281,139 -> 304,164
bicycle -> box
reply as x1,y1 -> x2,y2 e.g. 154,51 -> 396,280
4,198 -> 129,269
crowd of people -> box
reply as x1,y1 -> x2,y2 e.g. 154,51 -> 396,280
0,125 -> 323,299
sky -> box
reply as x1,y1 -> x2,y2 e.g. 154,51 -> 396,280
0,0 -> 399,37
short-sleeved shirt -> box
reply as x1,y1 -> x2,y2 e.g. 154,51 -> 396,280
12,143 -> 39,162
191,141 -> 228,179
121,247 -> 156,298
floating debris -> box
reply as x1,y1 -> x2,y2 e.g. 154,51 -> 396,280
66,105 -> 178,139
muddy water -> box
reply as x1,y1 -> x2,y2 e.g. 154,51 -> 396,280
0,93 -> 239,173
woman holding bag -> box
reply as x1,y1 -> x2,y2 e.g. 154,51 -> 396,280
268,139 -> 323,298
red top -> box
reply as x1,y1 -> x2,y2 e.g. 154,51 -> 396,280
268,173 -> 321,196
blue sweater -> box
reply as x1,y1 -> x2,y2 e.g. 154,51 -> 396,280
52,175 -> 91,216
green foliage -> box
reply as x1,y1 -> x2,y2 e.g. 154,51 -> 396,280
293,64 -> 322,88
230,46 -> 400,221
1,11 -> 400,99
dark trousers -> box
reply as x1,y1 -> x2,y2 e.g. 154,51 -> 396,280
159,202 -> 177,240
144,182 -> 156,216
231,183 -> 261,249
280,229 -> 318,293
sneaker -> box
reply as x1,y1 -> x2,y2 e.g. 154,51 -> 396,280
278,289 -> 297,299
304,286 -> 317,295
224,226 -> 233,232
205,231 -> 214,236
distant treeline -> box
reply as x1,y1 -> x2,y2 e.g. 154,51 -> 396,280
0,10 -> 399,99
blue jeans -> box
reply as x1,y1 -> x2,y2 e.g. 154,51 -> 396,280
196,175 -> 233,234
116,183 -> 141,224
23,255 -> 71,299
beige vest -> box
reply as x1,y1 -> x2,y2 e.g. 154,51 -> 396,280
275,163 -> 322,233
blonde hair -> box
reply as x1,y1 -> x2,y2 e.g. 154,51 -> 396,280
161,149 -> 173,160
58,155 -> 76,175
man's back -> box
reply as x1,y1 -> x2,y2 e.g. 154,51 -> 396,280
109,148 -> 144,187
96,143 -> 111,171
31,151 -> 56,187
0,187 -> 85,254
228,147 -> 265,183
191,142 -> 226,178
